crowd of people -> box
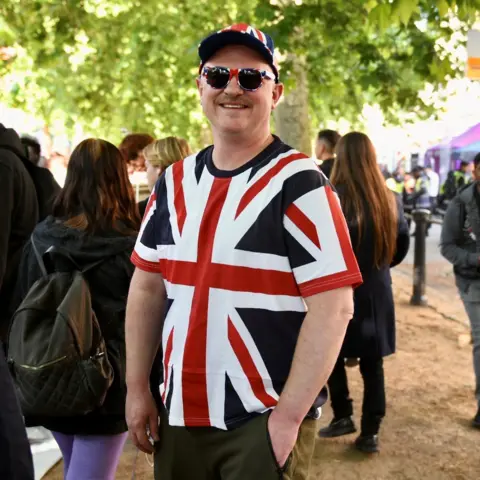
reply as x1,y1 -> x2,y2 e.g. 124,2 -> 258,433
0,22 -> 477,480
379,157 -> 474,234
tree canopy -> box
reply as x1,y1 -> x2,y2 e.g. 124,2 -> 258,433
0,0 -> 479,147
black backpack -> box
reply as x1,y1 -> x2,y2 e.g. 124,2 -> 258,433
7,238 -> 114,417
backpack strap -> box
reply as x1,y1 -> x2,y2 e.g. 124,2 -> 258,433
30,236 -> 48,277
81,258 -> 107,274
30,238 -> 107,275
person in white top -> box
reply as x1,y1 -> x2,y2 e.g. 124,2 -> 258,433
425,166 -> 440,213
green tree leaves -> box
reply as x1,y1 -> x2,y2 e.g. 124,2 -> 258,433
0,0 -> 479,145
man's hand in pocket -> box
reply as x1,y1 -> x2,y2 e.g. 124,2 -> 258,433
267,409 -> 299,468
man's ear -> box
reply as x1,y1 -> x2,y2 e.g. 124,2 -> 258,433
272,82 -> 284,110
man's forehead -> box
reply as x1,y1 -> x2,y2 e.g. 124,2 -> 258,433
206,44 -> 272,70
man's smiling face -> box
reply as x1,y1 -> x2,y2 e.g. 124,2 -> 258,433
197,44 -> 283,138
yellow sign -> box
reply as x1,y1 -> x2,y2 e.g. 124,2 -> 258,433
468,57 -> 480,80
467,30 -> 480,80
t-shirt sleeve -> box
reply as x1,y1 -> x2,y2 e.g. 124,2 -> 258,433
283,169 -> 362,298
131,177 -> 164,273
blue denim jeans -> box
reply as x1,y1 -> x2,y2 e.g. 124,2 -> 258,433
457,279 -> 480,405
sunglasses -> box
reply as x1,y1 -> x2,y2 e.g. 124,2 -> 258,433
202,66 -> 276,92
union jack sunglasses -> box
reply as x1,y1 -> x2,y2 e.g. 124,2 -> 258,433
201,66 -> 276,92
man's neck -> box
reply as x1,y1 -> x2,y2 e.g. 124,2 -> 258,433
211,131 -> 274,171
320,155 -> 334,162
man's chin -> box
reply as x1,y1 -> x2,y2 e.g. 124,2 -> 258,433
214,121 -> 249,136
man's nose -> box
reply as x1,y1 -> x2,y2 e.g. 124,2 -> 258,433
223,73 -> 244,96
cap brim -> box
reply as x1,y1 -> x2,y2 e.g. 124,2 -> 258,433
199,31 -> 278,79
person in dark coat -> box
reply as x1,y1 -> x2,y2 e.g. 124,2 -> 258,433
0,124 -> 36,479
20,135 -> 62,220
14,138 -> 140,480
0,125 -> 60,224
319,132 -> 410,453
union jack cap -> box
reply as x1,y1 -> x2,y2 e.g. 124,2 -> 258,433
199,23 -> 278,81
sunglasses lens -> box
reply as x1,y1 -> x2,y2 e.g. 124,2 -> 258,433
206,67 -> 230,89
238,69 -> 263,90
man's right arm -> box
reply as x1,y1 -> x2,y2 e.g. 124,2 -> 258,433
125,267 -> 166,453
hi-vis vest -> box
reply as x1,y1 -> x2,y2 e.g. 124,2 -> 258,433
414,175 -> 431,209
386,178 -> 403,194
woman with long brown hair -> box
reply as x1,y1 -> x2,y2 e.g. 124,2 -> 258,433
15,139 -> 140,479
318,132 -> 409,453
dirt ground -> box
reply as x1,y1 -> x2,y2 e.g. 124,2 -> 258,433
44,271 -> 480,479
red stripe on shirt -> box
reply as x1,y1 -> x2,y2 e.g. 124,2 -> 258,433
235,152 -> 309,219
159,259 -> 300,296
182,178 -> 231,425
143,192 -> 157,221
162,328 -> 174,404
285,203 -> 321,250
172,161 -> 187,235
228,318 -> 277,408
131,250 -> 162,273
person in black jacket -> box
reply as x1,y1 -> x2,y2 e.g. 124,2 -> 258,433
15,138 -> 141,480
0,125 -> 60,224
315,129 -> 341,179
318,132 -> 410,453
440,152 -> 480,429
20,135 -> 62,220
0,124 -> 36,479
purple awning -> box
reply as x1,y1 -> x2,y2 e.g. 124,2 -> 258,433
450,123 -> 480,149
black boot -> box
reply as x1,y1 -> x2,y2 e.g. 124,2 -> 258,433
318,417 -> 356,438
355,434 -> 379,453
472,408 -> 480,429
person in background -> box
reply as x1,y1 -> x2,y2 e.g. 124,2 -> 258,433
15,139 -> 140,480
379,164 -> 391,180
0,124 -> 40,330
402,172 -> 415,228
409,166 -> 431,236
386,165 -> 405,195
315,129 -> 341,179
0,124 -> 38,480
440,161 -> 474,204
0,123 -> 36,479
425,165 -> 440,215
21,135 -> 43,165
119,133 -> 154,175
440,152 -> 480,430
45,151 -> 68,187
20,136 -> 62,220
138,137 -> 192,217
319,132 -> 409,453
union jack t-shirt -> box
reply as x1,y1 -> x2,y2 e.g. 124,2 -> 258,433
132,136 -> 362,430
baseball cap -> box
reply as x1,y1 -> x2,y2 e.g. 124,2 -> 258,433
198,23 -> 279,82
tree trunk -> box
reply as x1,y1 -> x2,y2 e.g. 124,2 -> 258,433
274,55 -> 311,155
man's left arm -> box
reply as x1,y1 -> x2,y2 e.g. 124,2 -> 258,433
271,175 -> 362,466
269,287 -> 353,465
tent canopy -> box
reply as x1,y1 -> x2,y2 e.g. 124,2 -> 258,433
458,140 -> 480,154
451,123 -> 480,149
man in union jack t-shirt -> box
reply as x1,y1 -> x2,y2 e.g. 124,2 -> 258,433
125,23 -> 362,480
